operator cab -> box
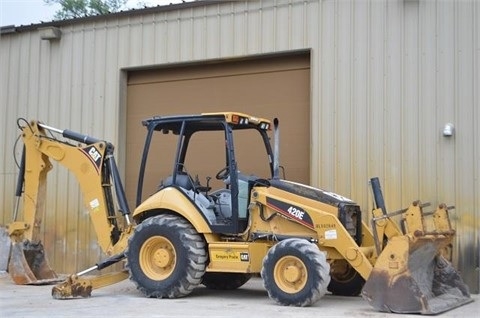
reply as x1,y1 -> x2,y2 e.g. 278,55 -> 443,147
137,112 -> 273,234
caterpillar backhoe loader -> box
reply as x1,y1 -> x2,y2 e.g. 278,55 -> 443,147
4,113 -> 472,314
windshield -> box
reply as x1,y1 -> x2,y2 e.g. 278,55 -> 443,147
183,127 -> 272,190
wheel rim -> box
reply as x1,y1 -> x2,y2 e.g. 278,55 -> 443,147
273,255 -> 308,293
139,236 -> 176,280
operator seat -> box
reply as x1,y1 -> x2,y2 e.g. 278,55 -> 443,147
162,173 -> 194,190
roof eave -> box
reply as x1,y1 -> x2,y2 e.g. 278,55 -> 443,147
1,1 -> 232,35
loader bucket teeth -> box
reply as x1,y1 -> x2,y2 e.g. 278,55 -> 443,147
8,240 -> 60,285
361,234 -> 473,314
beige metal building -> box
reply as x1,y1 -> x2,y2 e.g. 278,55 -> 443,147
0,0 -> 478,293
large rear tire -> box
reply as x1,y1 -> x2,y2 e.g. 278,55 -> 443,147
126,214 -> 207,298
202,272 -> 252,290
261,238 -> 330,307
327,260 -> 365,296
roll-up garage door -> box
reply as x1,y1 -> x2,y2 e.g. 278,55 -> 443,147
125,53 -> 310,207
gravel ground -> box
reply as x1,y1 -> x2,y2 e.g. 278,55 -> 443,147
0,272 -> 478,318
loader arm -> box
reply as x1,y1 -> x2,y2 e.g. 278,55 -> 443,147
247,177 -> 472,314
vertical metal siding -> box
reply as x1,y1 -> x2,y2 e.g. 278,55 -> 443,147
0,0 -> 478,291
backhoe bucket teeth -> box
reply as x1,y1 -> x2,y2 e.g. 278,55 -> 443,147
8,240 -> 60,285
361,234 -> 472,315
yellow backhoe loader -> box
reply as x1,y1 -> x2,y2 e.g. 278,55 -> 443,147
3,114 -> 473,314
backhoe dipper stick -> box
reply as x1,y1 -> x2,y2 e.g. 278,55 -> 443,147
12,146 -> 26,221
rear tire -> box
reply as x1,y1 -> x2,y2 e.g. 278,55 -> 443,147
328,261 -> 365,296
202,273 -> 252,290
261,238 -> 330,307
126,214 -> 207,298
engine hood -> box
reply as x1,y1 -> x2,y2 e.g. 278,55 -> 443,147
268,179 -> 356,207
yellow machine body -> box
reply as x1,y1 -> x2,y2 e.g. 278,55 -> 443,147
4,114 -> 472,314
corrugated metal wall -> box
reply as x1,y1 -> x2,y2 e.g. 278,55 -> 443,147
0,0 -> 478,292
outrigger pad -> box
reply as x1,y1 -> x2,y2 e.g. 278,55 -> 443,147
52,275 -> 93,299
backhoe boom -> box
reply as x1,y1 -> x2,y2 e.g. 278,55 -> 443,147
6,119 -> 133,285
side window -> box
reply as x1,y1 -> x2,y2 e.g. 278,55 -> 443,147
141,129 -> 179,201
231,128 -> 272,179
183,130 -> 227,190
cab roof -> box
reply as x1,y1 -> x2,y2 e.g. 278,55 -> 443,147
142,112 -> 271,134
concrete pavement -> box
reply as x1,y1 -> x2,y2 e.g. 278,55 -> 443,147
0,272 -> 478,318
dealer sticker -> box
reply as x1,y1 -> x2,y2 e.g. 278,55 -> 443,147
325,229 -> 338,240
89,198 -> 100,209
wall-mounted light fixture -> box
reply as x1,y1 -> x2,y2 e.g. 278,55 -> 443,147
39,26 -> 61,41
443,123 -> 454,137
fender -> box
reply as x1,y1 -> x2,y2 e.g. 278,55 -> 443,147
133,187 -> 212,234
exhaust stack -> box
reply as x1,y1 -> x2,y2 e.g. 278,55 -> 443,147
273,118 -> 280,180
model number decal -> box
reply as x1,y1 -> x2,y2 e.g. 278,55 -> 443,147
266,197 -> 314,228
287,206 -> 305,219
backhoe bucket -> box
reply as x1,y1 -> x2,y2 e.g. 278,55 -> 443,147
362,234 -> 472,314
8,240 -> 60,285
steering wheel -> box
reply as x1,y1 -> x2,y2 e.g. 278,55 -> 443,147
215,166 -> 230,180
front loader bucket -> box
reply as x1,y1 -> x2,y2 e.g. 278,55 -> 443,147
362,234 -> 472,314
8,240 -> 60,285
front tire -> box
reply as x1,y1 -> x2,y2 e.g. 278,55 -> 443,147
261,239 -> 330,307
126,214 -> 207,298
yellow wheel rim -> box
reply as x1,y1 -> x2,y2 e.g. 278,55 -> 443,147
139,236 -> 176,280
273,255 -> 308,293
